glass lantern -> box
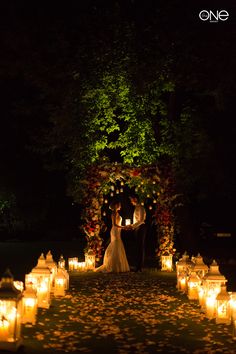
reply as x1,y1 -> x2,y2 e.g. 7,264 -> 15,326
161,255 -> 173,272
45,250 -> 58,287
58,255 -> 66,269
202,260 -> 227,319
215,284 -> 231,324
187,271 -> 201,300
85,249 -> 96,270
22,283 -> 37,325
0,269 -> 23,351
68,257 -> 78,271
77,262 -> 86,272
192,253 -> 209,279
25,253 -> 51,309
54,269 -> 67,297
177,271 -> 188,293
176,252 -> 194,289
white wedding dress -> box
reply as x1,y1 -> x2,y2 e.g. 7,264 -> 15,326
95,214 -> 130,273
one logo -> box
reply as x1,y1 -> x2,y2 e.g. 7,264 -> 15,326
199,10 -> 229,23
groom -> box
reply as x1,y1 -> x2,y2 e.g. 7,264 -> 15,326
129,195 -> 147,272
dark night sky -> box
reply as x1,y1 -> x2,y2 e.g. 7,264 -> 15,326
0,0 -> 236,240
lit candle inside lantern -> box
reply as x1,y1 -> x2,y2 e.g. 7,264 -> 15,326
68,257 -> 78,271
205,291 -> 217,319
54,269 -> 67,297
215,285 -> 231,324
77,262 -> 86,271
0,269 -> 23,350
58,255 -> 65,269
161,255 -> 173,272
85,250 -> 96,270
187,272 -> 201,300
125,219 -> 131,226
22,284 -> 37,325
26,254 -> 51,309
179,273 -> 187,293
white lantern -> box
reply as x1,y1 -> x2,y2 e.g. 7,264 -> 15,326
68,257 -> 78,271
177,271 -> 188,293
125,219 -> 131,226
54,269 -> 67,297
192,253 -> 209,279
176,252 -> 194,290
45,251 -> 57,287
176,252 -> 194,277
0,269 -> 23,351
85,249 -> 96,270
26,253 -> 51,309
215,284 -> 231,324
187,271 -> 201,300
161,255 -> 173,272
58,255 -> 65,269
22,283 -> 37,325
77,262 -> 86,272
202,260 -> 227,319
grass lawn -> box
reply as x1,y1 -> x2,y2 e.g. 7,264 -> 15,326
0,242 -> 235,353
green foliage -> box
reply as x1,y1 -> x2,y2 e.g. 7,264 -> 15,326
70,68 -> 175,180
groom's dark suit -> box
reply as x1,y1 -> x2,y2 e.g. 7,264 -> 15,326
132,204 -> 147,272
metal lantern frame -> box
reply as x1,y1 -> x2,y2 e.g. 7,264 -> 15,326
215,284 -> 231,325
0,269 -> 23,352
202,260 -> 227,319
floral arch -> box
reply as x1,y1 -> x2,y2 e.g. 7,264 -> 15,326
79,161 -> 177,264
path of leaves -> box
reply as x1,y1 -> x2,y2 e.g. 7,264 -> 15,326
22,272 -> 236,353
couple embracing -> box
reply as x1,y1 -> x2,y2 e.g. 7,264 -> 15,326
95,195 -> 147,273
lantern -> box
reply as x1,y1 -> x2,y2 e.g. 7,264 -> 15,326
125,219 -> 131,226
176,252 -> 194,277
192,253 -> 209,279
68,257 -> 78,271
230,293 -> 236,339
85,249 -> 96,270
54,269 -> 67,297
187,271 -> 201,300
26,253 -> 51,309
161,255 -> 173,272
215,284 -> 231,324
58,255 -> 65,269
176,252 -> 194,290
45,250 -> 57,286
177,271 -> 188,293
0,269 -> 23,351
22,283 -> 37,325
77,262 -> 86,272
202,260 -> 227,319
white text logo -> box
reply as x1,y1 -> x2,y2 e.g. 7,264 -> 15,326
199,10 -> 229,23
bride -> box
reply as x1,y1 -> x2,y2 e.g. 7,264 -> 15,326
95,200 -> 130,273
